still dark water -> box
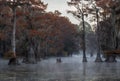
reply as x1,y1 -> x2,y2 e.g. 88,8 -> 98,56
0,54 -> 120,81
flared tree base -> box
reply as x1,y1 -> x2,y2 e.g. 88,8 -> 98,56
95,53 -> 103,62
8,57 -> 20,65
95,57 -> 103,62
56,58 -> 62,63
82,58 -> 87,62
95,59 -> 103,62
105,55 -> 117,62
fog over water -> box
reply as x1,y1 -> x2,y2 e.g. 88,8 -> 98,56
0,54 -> 120,81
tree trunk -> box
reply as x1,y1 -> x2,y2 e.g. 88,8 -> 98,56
105,8 -> 117,62
23,46 -> 36,64
82,14 -> 87,62
28,46 -> 36,64
95,36 -> 102,62
95,9 -> 103,62
12,8 -> 16,58
34,40 -> 41,61
45,40 -> 48,58
8,8 -> 19,65
37,41 -> 41,61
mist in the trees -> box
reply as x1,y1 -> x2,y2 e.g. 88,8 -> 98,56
0,0 -> 120,81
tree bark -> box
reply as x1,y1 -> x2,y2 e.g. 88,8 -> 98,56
82,14 -> 87,62
23,41 -> 36,64
37,41 -> 41,61
105,8 -> 117,62
8,8 -> 20,65
95,9 -> 103,62
105,54 -> 117,62
12,8 -> 16,58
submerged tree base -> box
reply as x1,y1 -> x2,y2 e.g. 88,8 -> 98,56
82,58 -> 87,62
22,58 -> 37,64
56,58 -> 62,63
95,57 -> 103,62
8,58 -> 20,65
95,53 -> 103,62
95,59 -> 103,62
105,55 -> 117,62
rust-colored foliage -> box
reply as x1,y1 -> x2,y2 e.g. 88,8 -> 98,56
104,49 -> 120,55
96,0 -> 117,8
95,0 -> 118,15
31,12 -> 77,55
0,0 -> 78,57
0,0 -> 47,57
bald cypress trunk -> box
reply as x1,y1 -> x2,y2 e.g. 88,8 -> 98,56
105,8 -> 117,62
82,14 -> 87,62
8,8 -> 19,65
95,9 -> 103,62
12,8 -> 16,58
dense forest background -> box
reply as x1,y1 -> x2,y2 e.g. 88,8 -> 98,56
0,0 -> 120,65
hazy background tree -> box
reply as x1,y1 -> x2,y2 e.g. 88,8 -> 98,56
95,0 -> 120,62
67,0 -> 91,62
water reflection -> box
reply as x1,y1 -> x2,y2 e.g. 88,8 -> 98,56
82,63 -> 87,81
0,55 -> 120,81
